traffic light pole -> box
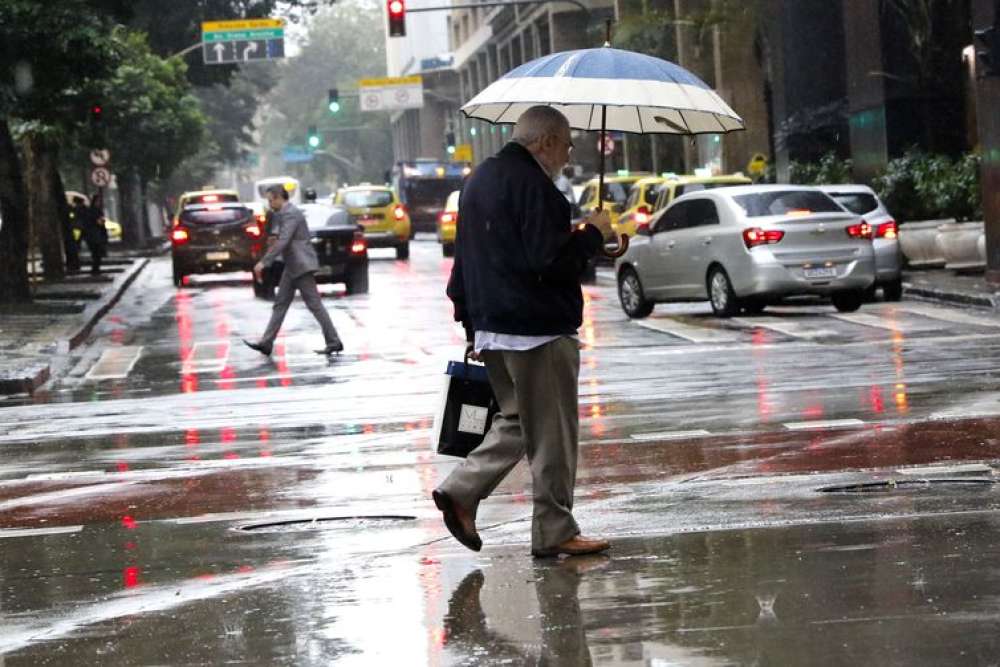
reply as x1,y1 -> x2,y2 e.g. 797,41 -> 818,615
974,0 -> 1000,284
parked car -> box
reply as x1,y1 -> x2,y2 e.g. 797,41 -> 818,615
615,185 -> 876,318
437,190 -> 460,257
171,202 -> 262,287
818,184 -> 902,301
334,185 -> 411,260
252,202 -> 368,299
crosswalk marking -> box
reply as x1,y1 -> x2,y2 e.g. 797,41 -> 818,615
630,429 -> 711,441
183,341 -> 229,373
783,418 -> 865,431
86,346 -> 144,380
900,303 -> 1000,329
731,316 -> 837,340
831,311 -> 945,333
635,316 -> 744,343
0,525 -> 83,539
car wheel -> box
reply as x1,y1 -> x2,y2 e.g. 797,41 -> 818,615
172,259 -> 185,288
396,241 -> 410,260
618,267 -> 654,318
442,243 -> 455,257
345,261 -> 370,294
832,289 -> 864,312
882,278 -> 903,302
708,266 -> 740,317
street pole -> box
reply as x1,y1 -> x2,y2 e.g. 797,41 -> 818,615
974,0 -> 1000,283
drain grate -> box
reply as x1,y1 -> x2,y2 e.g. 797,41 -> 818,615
236,515 -> 416,533
819,479 -> 999,493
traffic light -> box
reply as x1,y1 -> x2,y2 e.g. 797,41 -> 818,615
445,130 -> 456,155
90,104 -> 104,122
975,23 -> 998,77
307,126 -> 320,148
328,89 -> 340,114
387,0 -> 406,37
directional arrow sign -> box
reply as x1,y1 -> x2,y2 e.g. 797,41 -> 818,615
202,18 -> 284,65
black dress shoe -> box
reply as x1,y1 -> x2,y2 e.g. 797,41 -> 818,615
243,339 -> 272,356
432,489 -> 482,552
315,339 -> 344,355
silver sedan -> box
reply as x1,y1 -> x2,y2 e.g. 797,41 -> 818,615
615,185 -> 876,318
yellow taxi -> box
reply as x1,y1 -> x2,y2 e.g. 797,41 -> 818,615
437,190 -> 460,257
651,173 -> 753,216
334,184 -> 412,260
576,172 -> 652,232
615,176 -> 667,237
173,188 -> 240,227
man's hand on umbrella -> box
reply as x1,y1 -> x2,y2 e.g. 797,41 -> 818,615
585,210 -> 615,242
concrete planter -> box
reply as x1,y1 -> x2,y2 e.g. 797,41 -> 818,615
936,221 -> 986,272
898,219 -> 953,268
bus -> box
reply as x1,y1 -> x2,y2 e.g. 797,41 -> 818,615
391,159 -> 471,235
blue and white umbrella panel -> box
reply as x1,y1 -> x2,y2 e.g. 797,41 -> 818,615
461,48 -> 744,135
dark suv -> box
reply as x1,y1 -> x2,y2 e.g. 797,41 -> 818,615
171,203 -> 262,286
252,202 -> 369,299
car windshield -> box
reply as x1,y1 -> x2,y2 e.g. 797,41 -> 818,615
181,207 -> 249,224
731,191 -> 842,217
829,193 -> 879,215
343,190 -> 393,208
601,183 -> 630,204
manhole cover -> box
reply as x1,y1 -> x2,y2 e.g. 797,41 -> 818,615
819,479 -> 999,493
237,515 -> 416,533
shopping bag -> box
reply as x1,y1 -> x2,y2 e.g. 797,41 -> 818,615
432,359 -> 499,458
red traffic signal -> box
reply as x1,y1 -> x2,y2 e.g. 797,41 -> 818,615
387,0 -> 405,37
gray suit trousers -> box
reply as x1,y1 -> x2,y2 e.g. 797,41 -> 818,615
439,336 -> 581,552
260,270 -> 340,347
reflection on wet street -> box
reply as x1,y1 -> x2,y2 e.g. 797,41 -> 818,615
4,241 -> 1000,664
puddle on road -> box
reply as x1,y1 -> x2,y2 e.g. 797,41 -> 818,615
236,515 -> 416,533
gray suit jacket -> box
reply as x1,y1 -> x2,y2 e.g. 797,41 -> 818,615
259,202 -> 319,279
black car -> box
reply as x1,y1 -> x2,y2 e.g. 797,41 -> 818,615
171,202 -> 263,287
252,202 -> 369,299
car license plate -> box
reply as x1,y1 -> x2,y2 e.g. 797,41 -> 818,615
358,216 -> 380,225
206,251 -> 230,261
804,266 -> 837,279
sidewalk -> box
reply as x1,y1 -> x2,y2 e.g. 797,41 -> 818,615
902,268 -> 1000,310
0,255 -> 150,395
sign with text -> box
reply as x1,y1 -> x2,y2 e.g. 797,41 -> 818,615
358,75 -> 424,112
202,18 -> 285,65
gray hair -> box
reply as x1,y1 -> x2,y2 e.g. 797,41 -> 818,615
510,105 -> 569,146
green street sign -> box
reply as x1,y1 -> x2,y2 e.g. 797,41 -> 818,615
201,19 -> 285,65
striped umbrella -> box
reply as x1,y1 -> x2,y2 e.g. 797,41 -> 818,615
461,39 -> 745,256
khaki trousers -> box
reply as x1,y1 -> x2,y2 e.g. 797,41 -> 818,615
439,336 -> 581,552
260,270 -> 340,347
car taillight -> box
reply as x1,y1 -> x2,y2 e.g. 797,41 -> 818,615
255,213 -> 266,225
245,222 -> 262,239
439,212 -> 456,225
876,220 -> 898,239
847,220 -> 873,239
634,206 -> 651,225
743,227 -> 784,248
393,204 -> 406,221
171,227 -> 190,245
351,231 -> 366,254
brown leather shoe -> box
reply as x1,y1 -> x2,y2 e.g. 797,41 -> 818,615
532,534 -> 611,558
432,489 -> 482,552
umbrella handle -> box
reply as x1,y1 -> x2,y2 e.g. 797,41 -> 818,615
602,233 -> 630,258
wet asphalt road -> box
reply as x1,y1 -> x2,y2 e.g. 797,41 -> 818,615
3,239 -> 1000,664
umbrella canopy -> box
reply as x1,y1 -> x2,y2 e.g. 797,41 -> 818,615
461,47 -> 744,135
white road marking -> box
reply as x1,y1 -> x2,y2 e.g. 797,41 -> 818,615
895,463 -> 994,476
638,332 -> 1000,356
731,316 -> 837,340
831,311 -> 944,333
0,525 -> 83,539
783,419 -> 865,431
635,317 -> 744,343
900,303 -> 1000,329
630,429 -> 712,441
86,346 -> 144,380
183,340 -> 229,373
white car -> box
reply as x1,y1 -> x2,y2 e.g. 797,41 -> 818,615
818,184 -> 902,301
615,185 -> 876,317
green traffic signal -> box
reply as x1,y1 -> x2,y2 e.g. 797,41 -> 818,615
307,125 -> 320,148
328,101 -> 341,114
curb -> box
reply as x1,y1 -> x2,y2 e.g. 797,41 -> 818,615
0,258 -> 149,396
903,282 -> 998,311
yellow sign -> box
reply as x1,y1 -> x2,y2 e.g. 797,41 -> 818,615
202,18 -> 284,32
452,144 -> 473,162
747,152 -> 769,177
358,75 -> 423,88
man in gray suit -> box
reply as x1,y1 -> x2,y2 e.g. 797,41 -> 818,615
243,184 -> 344,356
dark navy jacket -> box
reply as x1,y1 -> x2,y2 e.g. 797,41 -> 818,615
447,142 -> 604,340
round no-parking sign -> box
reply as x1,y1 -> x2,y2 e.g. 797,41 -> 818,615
90,166 -> 112,187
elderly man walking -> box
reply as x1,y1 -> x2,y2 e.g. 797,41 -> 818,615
433,106 -> 615,558
244,184 -> 344,357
